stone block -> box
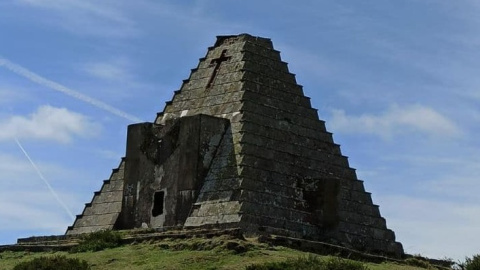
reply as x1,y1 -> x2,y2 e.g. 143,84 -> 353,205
350,191 -> 374,204
241,57 -> 296,84
184,214 -> 242,227
237,117 -> 334,144
74,213 -> 118,227
83,202 -> 122,216
193,201 -> 242,217
196,190 -> 234,203
242,80 -> 312,107
240,176 -> 300,198
242,41 -> 283,62
243,91 -> 320,120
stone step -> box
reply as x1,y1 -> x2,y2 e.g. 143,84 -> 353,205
66,159 -> 125,235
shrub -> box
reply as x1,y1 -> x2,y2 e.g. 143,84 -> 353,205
71,230 -> 122,253
465,254 -> 480,270
246,256 -> 369,270
14,255 -> 90,270
405,257 -> 434,269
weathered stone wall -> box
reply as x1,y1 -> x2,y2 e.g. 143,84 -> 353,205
149,115 -> 230,228
184,125 -> 243,227
116,115 -> 230,229
118,122 -> 156,229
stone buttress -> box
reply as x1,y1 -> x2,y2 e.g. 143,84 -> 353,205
66,34 -> 403,257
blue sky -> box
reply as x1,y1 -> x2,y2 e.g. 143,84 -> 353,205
0,0 -> 479,260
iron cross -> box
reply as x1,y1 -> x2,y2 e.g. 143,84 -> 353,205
206,49 -> 230,88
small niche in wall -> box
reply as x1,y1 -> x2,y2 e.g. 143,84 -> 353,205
152,191 -> 165,217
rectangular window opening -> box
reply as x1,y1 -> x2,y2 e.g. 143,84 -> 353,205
152,191 -> 165,217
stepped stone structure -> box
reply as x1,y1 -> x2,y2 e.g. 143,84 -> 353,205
66,34 -> 403,257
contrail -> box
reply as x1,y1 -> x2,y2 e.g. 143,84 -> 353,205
14,138 -> 75,221
1,56 -> 140,221
0,57 -> 142,122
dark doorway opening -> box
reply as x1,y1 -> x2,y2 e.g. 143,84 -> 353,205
152,191 -> 165,217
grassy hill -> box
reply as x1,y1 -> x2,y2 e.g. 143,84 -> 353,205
0,232 -> 446,270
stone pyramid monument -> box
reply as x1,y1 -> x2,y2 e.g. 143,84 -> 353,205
66,34 -> 403,256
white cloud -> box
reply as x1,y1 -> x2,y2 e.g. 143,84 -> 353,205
0,188 -> 76,243
83,61 -> 131,81
0,153 -> 83,243
79,58 -> 158,101
424,170 -> 480,203
81,58 -> 142,86
329,104 -> 462,139
0,191 -> 73,231
379,195 -> 480,260
0,105 -> 100,143
0,154 -> 36,184
0,153 -> 82,190
0,194 -> 74,244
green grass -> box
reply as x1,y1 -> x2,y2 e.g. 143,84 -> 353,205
0,235 -> 436,270
246,256 -> 369,270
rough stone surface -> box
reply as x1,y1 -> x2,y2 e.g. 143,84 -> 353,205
66,159 -> 125,235
66,34 -> 403,257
